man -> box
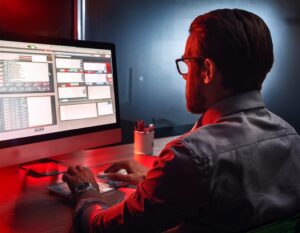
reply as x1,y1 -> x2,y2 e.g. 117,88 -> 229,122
63,9 -> 300,233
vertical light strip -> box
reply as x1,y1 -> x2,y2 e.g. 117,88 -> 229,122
82,0 -> 86,40
77,0 -> 85,40
77,0 -> 82,39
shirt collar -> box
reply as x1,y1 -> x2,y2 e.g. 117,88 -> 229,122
198,91 -> 265,127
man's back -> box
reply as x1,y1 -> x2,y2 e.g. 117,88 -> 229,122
176,91 -> 300,232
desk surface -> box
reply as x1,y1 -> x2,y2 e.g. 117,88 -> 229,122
0,136 -> 177,233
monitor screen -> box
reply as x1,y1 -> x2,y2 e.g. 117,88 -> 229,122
0,35 -> 121,167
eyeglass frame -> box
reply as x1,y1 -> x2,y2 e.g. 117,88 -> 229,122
175,57 -> 205,76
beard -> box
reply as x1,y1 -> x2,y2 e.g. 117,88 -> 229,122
186,92 -> 206,114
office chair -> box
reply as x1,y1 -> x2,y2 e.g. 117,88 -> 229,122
247,212 -> 300,233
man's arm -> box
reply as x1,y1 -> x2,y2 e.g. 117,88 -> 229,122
64,140 -> 207,233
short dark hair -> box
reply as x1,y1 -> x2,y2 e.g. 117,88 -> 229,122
190,9 -> 274,93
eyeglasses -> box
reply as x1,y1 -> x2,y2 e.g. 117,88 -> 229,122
175,57 -> 205,75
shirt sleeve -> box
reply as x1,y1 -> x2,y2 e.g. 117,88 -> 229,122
74,139 -> 208,233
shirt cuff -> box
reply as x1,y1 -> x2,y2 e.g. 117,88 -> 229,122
75,189 -> 101,202
74,196 -> 108,233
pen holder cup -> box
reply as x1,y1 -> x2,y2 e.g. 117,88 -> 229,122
134,130 -> 154,155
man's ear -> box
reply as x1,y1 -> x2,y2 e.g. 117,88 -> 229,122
202,58 -> 216,84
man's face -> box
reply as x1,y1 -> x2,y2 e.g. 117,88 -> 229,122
183,34 -> 206,114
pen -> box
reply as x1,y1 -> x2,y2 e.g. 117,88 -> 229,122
135,120 -> 154,133
145,124 -> 154,133
139,120 -> 145,131
135,120 -> 145,132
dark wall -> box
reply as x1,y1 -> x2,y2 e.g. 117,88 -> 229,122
86,0 -> 300,135
0,0 -> 74,38
86,0 -> 198,132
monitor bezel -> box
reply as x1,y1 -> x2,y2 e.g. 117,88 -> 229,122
0,33 -> 121,149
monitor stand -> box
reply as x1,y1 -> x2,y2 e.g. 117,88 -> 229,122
18,158 -> 68,177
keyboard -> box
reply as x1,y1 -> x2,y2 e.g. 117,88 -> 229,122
48,178 -> 115,199
48,169 -> 130,199
97,171 -> 129,188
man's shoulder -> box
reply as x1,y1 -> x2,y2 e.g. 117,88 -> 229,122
180,109 -> 299,157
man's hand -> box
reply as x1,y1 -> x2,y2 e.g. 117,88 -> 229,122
104,160 -> 148,186
62,165 -> 100,197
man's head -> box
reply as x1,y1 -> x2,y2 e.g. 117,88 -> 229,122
179,9 -> 274,113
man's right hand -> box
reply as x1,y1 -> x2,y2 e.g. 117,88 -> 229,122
104,160 -> 148,185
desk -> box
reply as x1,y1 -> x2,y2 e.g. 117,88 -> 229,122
0,136 -> 177,233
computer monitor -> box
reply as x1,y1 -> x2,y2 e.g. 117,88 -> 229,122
0,34 -> 121,168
